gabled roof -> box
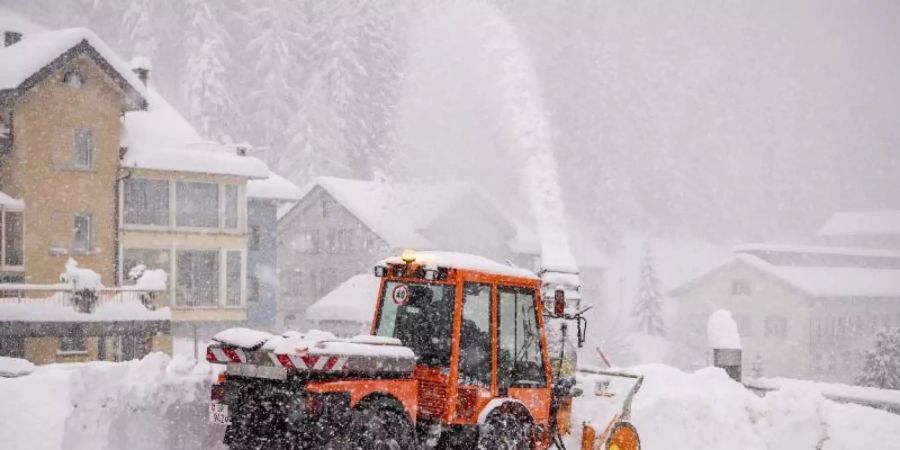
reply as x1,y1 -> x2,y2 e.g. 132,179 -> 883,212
669,253 -> 900,299
120,88 -> 269,178
0,28 -> 146,109
248,171 -> 303,201
818,211 -> 900,237
283,177 -> 479,249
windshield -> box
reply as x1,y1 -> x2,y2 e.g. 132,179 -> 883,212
375,280 -> 455,367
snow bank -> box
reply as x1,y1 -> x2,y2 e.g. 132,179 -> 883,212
570,364 -> 900,450
3,354 -> 900,450
0,354 -> 224,450
0,356 -> 35,377
707,309 -> 741,349
747,376 -> 900,408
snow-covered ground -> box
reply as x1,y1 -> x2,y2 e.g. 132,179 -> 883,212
2,354 -> 899,450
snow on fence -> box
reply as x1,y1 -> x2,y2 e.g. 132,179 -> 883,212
0,283 -> 171,321
0,284 -> 164,307
744,377 -> 900,415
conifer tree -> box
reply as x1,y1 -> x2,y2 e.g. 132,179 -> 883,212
856,327 -> 900,389
632,241 -> 666,336
179,0 -> 236,141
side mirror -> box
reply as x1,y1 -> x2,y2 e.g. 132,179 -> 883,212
554,289 -> 565,317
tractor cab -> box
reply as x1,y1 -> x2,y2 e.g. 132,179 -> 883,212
372,250 -> 558,445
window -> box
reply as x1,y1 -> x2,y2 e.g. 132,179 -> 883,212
458,282 -> 493,388
247,275 -> 260,303
224,185 -> 238,229
122,248 -> 170,284
176,182 -> 218,228
498,287 -> 546,389
175,250 -> 219,307
764,315 -> 787,338
375,281 -> 455,367
72,213 -> 93,253
62,70 -> 84,88
123,178 -> 169,226
225,251 -> 242,306
298,229 -> 320,254
731,279 -> 751,295
3,210 -> 23,266
72,128 -> 93,169
59,325 -> 86,353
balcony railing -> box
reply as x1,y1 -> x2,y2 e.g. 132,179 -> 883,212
0,284 -> 166,313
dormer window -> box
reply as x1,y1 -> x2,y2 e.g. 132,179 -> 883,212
62,70 -> 84,88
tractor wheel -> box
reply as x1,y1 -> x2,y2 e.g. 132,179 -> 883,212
325,404 -> 417,450
476,412 -> 532,450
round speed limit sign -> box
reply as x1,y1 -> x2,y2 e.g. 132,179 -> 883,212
391,284 -> 410,305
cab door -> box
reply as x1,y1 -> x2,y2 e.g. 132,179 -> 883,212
496,286 -> 552,423
454,281 -> 494,423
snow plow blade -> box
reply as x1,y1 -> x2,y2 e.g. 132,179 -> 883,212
206,328 -> 417,379
575,366 -> 643,450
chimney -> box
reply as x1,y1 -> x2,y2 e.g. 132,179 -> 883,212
129,56 -> 152,86
4,31 -> 22,47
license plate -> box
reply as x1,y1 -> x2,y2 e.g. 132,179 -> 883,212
209,402 -> 230,425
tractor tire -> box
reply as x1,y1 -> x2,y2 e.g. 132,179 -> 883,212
325,404 -> 417,450
476,412 -> 532,450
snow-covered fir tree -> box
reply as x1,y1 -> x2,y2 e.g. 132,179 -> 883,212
236,0 -> 308,156
632,242 -> 666,336
179,0 -> 236,141
856,327 -> 900,389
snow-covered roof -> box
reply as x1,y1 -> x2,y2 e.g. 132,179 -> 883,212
817,211 -> 900,237
121,88 -> 269,178
670,253 -> 900,298
381,251 -> 539,279
285,177 -> 479,249
0,27 -> 145,106
0,301 -> 170,322
0,190 -> 23,209
306,273 -> 381,324
247,171 -> 303,201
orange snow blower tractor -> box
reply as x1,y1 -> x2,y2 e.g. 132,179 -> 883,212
207,251 -> 641,450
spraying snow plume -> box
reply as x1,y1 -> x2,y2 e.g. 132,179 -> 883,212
397,2 -> 577,273
473,3 -> 576,272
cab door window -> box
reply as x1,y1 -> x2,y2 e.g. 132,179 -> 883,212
457,282 -> 492,388
498,287 -> 547,389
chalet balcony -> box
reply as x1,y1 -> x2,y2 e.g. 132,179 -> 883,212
0,283 -> 169,315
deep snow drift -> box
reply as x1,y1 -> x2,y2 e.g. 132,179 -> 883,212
2,355 -> 899,450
